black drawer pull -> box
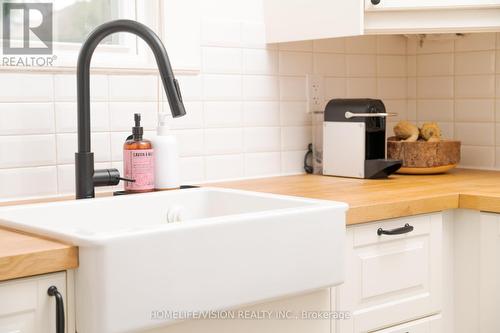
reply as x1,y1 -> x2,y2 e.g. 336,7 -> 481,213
48,286 -> 65,333
371,0 -> 381,5
377,223 -> 414,236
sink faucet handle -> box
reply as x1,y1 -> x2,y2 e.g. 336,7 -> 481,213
118,176 -> 135,183
93,168 -> 122,187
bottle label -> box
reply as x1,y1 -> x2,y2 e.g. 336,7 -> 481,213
124,149 -> 155,191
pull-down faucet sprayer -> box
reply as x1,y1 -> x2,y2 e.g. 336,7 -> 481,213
75,19 -> 186,199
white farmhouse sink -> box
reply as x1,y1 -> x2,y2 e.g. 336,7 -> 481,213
0,187 -> 347,333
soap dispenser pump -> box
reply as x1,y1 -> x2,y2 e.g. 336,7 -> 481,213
153,113 -> 180,190
123,113 -> 155,192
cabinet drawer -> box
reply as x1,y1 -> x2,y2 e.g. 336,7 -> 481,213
365,0 -> 500,11
372,314 -> 442,333
337,214 -> 442,333
0,272 -> 66,333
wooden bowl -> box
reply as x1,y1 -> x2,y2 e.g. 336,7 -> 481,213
387,137 -> 461,174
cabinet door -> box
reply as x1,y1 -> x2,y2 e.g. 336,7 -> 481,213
264,0 -> 363,43
371,314 -> 442,333
0,272 -> 67,333
478,213 -> 500,333
336,214 -> 442,333
365,0 -> 500,11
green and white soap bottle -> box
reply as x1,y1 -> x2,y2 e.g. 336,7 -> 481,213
153,113 -> 180,190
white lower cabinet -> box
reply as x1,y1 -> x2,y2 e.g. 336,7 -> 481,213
454,210 -> 500,333
372,314 -> 442,333
336,213 -> 443,333
0,272 -> 67,333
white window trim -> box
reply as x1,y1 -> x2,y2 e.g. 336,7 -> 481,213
0,0 -> 198,74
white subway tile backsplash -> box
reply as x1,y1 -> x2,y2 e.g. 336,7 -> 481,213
166,101 -> 203,129
377,78 -> 407,99
281,126 -> 311,151
417,99 -> 454,121
175,75 -> 203,101
242,101 -> 280,127
205,154 -> 244,180
455,123 -> 494,146
497,52 -> 500,73
203,74 -> 242,100
281,150 -> 307,174
173,129 -> 204,157
0,166 -> 57,198
8,31 -> 500,200
56,133 -> 111,164
244,127 -> 281,152
0,103 -> 54,135
54,74 -> 107,101
279,51 -> 313,75
279,76 -> 307,101
345,36 -> 376,54
417,53 -> 454,76
407,55 -> 417,76
241,22 -> 270,49
313,38 -> 345,53
347,78 -> 377,98
278,41 -> 313,52
455,51 -> 496,75
179,156 -> 205,183
377,55 -> 406,77
204,101 -> 242,127
202,47 -> 242,74
416,39 -> 454,54
109,75 -> 157,101
242,75 -> 279,101
244,152 -> 281,177
407,78 -> 416,98
0,74 -> 53,102
455,33 -> 496,52
313,53 -> 345,76
460,146 -> 495,168
455,99 -> 495,122
243,49 -> 278,75
55,102 -> 109,133
109,102 -> 157,131
324,77 -> 346,99
0,135 -> 56,168
201,18 -> 241,47
347,55 -> 376,77
57,162 -> 110,194
384,99 -> 407,121
455,75 -> 495,98
377,35 -> 407,55
407,100 -> 417,120
417,77 -> 454,99
280,101 -> 311,126
204,128 -> 243,155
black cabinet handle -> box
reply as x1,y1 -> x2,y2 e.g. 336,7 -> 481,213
48,286 -> 65,333
371,0 -> 381,4
377,223 -> 414,236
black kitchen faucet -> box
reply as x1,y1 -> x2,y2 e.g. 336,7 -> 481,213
75,19 -> 186,199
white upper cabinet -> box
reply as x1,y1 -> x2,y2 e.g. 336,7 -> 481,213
263,0 -> 364,43
264,0 -> 500,42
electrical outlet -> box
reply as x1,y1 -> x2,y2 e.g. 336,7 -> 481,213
307,75 -> 324,113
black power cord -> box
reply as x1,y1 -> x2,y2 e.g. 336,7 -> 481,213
304,143 -> 313,174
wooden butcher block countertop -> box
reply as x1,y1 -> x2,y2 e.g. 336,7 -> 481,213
210,168 -> 500,225
0,227 -> 78,281
1,168 -> 499,281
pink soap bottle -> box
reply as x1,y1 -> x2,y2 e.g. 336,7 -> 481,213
123,113 -> 155,193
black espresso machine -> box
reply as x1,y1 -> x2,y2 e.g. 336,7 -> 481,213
322,99 -> 402,179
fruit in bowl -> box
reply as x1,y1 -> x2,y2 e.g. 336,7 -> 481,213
387,121 -> 460,174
